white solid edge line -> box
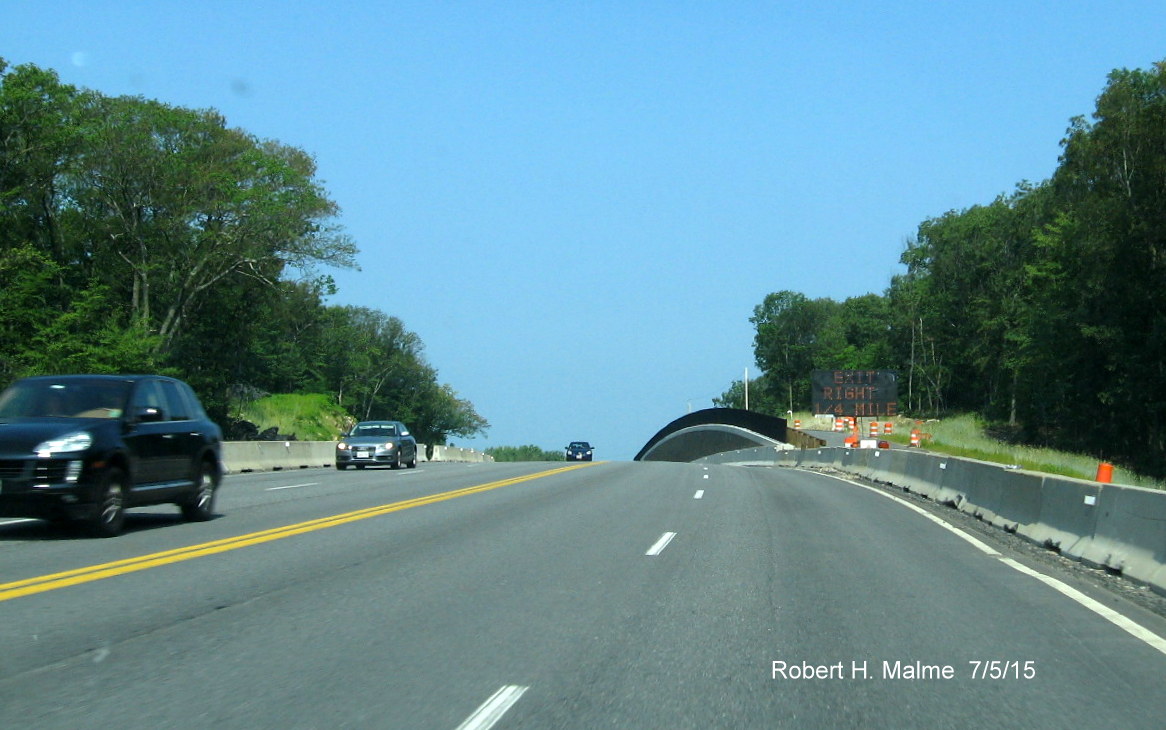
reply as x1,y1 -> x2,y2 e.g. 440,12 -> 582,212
998,558 -> 1166,656
809,469 -> 1166,657
646,531 -> 677,556
455,685 -> 529,730
694,490 -> 705,499
816,472 -> 1000,555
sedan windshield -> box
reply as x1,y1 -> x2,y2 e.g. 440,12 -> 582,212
353,424 -> 397,437
0,379 -> 131,419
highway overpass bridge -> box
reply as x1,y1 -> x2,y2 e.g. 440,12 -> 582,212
634,407 -> 822,462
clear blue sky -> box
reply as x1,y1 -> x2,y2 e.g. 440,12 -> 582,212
6,2 -> 1166,459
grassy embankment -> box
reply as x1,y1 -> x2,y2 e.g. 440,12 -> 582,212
234,393 -> 353,442
791,412 -> 1163,490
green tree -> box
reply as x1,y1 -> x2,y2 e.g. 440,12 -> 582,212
885,262 -> 947,416
714,373 -> 782,413
0,245 -> 161,381
311,305 -> 488,444
723,57 -> 1166,479
0,59 -> 489,450
68,95 -> 357,354
713,379 -> 747,409
486,445 -> 564,462
1032,60 -> 1166,473
0,61 -> 87,263
409,382 -> 490,445
890,186 -> 1052,419
750,291 -> 834,413
816,294 -> 893,370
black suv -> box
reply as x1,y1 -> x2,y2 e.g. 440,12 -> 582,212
565,441 -> 594,461
0,374 -> 223,536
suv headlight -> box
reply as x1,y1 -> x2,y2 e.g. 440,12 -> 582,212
35,431 -> 93,456
337,442 -> 349,450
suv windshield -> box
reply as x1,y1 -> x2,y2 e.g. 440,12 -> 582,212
0,378 -> 131,419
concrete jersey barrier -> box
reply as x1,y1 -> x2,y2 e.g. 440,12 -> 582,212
221,441 -> 334,473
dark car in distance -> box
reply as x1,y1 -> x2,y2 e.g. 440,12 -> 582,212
565,441 -> 594,461
335,420 -> 418,470
0,374 -> 224,537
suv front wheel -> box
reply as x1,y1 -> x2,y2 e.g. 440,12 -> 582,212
90,468 -> 128,537
181,461 -> 218,521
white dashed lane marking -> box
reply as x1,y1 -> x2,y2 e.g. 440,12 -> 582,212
646,532 -> 677,556
456,685 -> 529,730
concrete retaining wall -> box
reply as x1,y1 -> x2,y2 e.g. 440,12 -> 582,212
706,445 -> 1166,596
429,445 -> 493,463
222,441 -> 491,473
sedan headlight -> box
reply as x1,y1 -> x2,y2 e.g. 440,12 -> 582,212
35,431 -> 93,456
383,442 -> 395,450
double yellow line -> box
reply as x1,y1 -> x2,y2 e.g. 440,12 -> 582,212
0,462 -> 597,602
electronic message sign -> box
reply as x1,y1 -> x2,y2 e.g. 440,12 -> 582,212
811,370 -> 899,417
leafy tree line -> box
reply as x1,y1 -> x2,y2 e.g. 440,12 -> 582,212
720,59 -> 1166,478
0,59 -> 487,445
485,445 -> 565,462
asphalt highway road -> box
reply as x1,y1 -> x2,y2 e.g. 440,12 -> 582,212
2,460 -> 1164,729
